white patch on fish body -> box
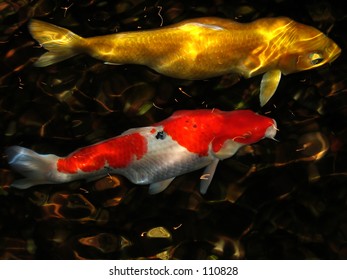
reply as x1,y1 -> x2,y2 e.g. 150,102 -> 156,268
107,125 -> 214,185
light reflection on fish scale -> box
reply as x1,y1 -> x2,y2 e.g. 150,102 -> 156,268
146,25 -> 214,70
248,21 -> 295,76
142,31 -> 186,69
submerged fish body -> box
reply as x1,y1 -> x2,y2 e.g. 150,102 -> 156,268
29,17 -> 341,106
6,109 -> 277,194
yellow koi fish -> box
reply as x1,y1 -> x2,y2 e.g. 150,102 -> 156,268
29,17 -> 340,106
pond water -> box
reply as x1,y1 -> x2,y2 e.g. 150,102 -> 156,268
0,0 -> 346,259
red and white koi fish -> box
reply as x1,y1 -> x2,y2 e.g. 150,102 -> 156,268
6,109 -> 277,194
28,17 -> 340,106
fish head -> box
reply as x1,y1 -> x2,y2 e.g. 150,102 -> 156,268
219,110 -> 278,145
211,110 -> 277,159
229,110 -> 277,143
277,21 -> 341,75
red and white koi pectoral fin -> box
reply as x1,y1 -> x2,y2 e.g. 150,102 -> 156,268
200,159 -> 219,194
149,177 -> 175,194
212,139 -> 243,160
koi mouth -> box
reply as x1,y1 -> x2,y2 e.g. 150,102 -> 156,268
329,45 -> 341,63
265,120 -> 278,141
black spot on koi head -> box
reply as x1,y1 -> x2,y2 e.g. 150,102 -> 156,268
155,131 -> 166,140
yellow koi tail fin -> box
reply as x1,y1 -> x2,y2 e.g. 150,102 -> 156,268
29,19 -> 84,67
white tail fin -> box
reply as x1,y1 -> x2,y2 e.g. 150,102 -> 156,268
29,19 -> 84,67
5,146 -> 61,189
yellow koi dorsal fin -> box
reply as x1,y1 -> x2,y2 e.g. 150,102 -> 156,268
178,22 -> 225,32
178,17 -> 240,30
260,70 -> 282,106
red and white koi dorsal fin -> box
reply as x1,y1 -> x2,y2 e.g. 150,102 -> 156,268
169,108 -> 223,118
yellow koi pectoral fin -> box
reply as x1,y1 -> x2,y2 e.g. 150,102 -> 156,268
259,70 -> 282,107
29,19 -> 84,67
149,177 -> 175,195
200,159 -> 219,194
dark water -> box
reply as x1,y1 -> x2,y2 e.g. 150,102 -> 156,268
0,0 -> 346,259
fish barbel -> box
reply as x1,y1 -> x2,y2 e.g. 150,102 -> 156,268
6,109 -> 277,194
28,17 -> 341,106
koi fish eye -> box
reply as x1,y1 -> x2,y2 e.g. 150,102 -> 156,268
309,52 -> 324,65
155,131 -> 166,140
